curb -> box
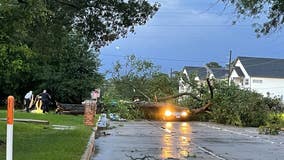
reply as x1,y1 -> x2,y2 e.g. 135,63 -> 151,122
81,126 -> 97,160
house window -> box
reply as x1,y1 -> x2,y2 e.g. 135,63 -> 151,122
253,79 -> 263,83
245,79 -> 249,85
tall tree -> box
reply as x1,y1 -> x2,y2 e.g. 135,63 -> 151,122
36,33 -> 104,103
0,0 -> 159,104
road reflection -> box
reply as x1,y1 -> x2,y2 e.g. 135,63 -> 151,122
161,122 -> 192,159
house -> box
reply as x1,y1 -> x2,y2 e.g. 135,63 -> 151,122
229,56 -> 284,100
208,68 -> 229,80
179,66 -> 228,94
179,66 -> 208,94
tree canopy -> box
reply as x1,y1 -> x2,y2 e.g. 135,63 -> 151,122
206,62 -> 222,68
107,55 -> 178,101
0,0 -> 159,104
221,0 -> 284,36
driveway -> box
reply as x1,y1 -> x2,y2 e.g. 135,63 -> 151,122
92,121 -> 284,160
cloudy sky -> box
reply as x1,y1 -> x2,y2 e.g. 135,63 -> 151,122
99,0 -> 284,74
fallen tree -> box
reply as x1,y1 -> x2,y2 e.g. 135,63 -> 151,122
131,77 -> 214,117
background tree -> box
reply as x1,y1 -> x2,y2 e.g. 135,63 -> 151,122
221,0 -> 284,36
206,62 -> 222,68
108,55 -> 178,101
147,72 -> 179,100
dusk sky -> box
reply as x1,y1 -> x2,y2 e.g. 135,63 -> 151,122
99,0 -> 284,74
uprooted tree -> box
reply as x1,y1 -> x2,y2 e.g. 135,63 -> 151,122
105,55 -> 283,128
105,55 -> 214,116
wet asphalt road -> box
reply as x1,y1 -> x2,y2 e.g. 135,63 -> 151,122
92,121 -> 284,160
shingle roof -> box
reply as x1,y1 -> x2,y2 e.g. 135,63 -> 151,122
210,68 -> 229,79
238,56 -> 284,78
184,66 -> 208,80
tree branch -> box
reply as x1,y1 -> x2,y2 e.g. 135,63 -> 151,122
157,92 -> 202,102
207,78 -> 214,99
191,101 -> 212,115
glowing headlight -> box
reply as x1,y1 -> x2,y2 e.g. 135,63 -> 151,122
181,111 -> 188,117
165,110 -> 172,117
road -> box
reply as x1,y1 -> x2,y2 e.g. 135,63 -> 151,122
92,121 -> 284,160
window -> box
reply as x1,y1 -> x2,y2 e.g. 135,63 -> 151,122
245,79 -> 249,85
253,79 -> 263,83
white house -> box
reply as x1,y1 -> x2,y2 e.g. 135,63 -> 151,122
179,66 -> 228,94
230,56 -> 284,100
179,66 -> 208,94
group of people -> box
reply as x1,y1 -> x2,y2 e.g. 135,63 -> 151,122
24,90 -> 51,113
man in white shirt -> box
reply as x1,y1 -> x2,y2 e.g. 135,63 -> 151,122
24,91 -> 33,112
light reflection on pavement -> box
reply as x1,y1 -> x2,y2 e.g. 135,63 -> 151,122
92,121 -> 284,160
92,121 -> 216,160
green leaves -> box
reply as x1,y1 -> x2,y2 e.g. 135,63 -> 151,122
210,82 -> 279,127
222,0 -> 284,36
108,55 -> 177,101
0,0 -> 157,104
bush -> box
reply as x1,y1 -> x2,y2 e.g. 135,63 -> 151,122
210,82 -> 281,127
259,113 -> 282,135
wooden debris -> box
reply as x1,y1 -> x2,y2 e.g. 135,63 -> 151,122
55,102 -> 84,115
0,118 -> 49,125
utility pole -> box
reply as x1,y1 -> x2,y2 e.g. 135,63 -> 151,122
228,50 -> 232,85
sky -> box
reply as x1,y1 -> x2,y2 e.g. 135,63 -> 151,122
99,0 -> 284,75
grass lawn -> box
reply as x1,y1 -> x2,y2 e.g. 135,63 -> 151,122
0,110 -> 95,160
280,113 -> 284,128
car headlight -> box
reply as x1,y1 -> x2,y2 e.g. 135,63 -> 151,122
181,111 -> 188,117
165,110 -> 172,117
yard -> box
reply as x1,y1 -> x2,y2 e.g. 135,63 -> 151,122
0,110 -> 94,160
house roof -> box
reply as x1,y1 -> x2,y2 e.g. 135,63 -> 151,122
184,66 -> 208,80
210,68 -> 229,79
234,67 -> 245,77
238,56 -> 284,78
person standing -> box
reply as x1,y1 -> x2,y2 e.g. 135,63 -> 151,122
24,91 -> 33,112
39,90 -> 51,113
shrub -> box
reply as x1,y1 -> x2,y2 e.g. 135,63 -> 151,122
259,113 -> 282,135
211,83 -> 272,127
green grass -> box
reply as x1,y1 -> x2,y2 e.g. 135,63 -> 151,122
280,113 -> 284,128
0,110 -> 96,160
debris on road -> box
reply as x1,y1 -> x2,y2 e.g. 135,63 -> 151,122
109,113 -> 126,121
126,154 -> 159,160
97,114 -> 110,128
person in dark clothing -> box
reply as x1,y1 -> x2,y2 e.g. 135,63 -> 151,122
39,90 -> 51,113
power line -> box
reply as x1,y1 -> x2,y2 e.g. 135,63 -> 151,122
145,24 -> 251,28
100,54 -> 227,63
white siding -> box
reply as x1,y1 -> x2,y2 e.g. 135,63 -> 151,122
230,58 -> 284,102
235,59 -> 250,77
230,59 -> 251,88
251,77 -> 284,100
